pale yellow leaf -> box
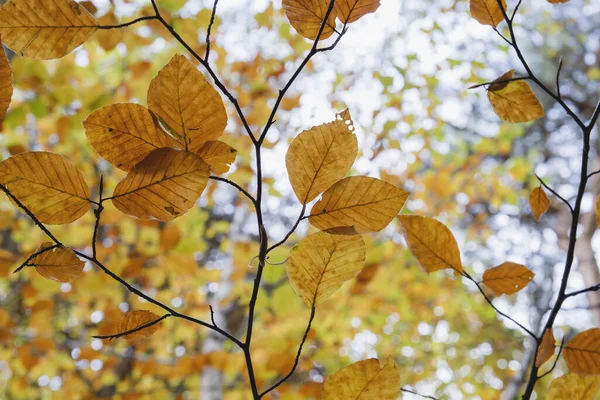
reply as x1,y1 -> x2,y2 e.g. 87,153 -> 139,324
482,262 -> 534,296
322,358 -> 400,400
564,329 -> 600,375
548,374 -> 600,400
282,0 -> 338,40
0,0 -> 99,59
30,243 -> 84,283
83,103 -> 179,171
0,35 -> 12,126
335,0 -> 381,24
536,328 -> 556,368
112,148 -> 210,221
147,54 -> 227,152
309,176 -> 409,233
0,152 -> 90,224
488,70 -> 545,123
529,186 -> 550,221
398,215 -> 463,274
197,140 -> 237,175
470,0 -> 507,27
286,109 -> 357,204
287,231 -> 365,306
117,310 -> 161,341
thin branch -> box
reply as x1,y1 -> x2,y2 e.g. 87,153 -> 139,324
93,314 -> 172,340
468,76 -> 530,90
565,283 -> 600,299
209,305 -> 217,327
535,174 -> 573,213
97,16 -> 159,30
267,204 -> 306,253
400,388 -> 440,400
259,307 -> 316,398
589,98 -> 600,130
92,176 -> 104,260
510,0 -> 523,22
209,176 -> 256,204
12,244 -> 61,274
537,337 -> 565,380
588,169 -> 600,179
205,0 -> 219,61
556,57 -> 563,99
492,26 -> 513,46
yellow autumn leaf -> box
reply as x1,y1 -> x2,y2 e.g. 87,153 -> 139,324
112,148 -> 210,221
529,186 -> 550,221
0,0 -> 99,59
115,310 -> 162,341
564,329 -> 600,375
197,140 -> 237,175
0,35 -> 12,126
322,358 -> 401,400
536,328 -> 556,368
398,215 -> 463,274
287,231 -> 366,306
548,374 -> 600,400
28,243 -> 84,283
335,0 -> 381,24
470,0 -> 507,27
488,70 -> 545,123
481,262 -> 534,296
83,103 -> 179,171
147,54 -> 227,152
286,109 -> 358,204
0,152 -> 90,224
546,0 -> 569,3
282,0 -> 338,40
309,176 -> 409,233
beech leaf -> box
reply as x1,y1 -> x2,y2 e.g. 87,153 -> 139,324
398,215 -> 463,274
548,374 -> 600,400
470,0 -> 507,27
196,140 -> 237,175
536,328 -> 556,368
147,54 -> 227,152
488,70 -> 545,123
0,152 -> 90,224
529,186 -> 550,222
112,148 -> 210,221
322,358 -> 401,400
0,35 -> 12,126
309,176 -> 409,233
0,0 -> 99,59
83,103 -> 179,171
287,231 -> 366,306
482,262 -> 534,296
115,310 -> 162,341
335,0 -> 381,24
286,109 -> 358,204
564,329 -> 600,375
282,0 -> 338,40
29,243 -> 84,283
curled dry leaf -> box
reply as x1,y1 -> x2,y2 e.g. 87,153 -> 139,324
309,176 -> 409,233
529,186 -> 550,222
470,0 -> 507,27
148,54 -> 227,152
487,70 -> 545,123
0,35 -> 12,126
335,0 -> 381,24
564,328 -> 600,375
536,328 -> 556,368
282,0 -> 338,40
547,374 -> 600,400
83,103 -> 179,171
286,109 -> 357,204
0,152 -> 90,224
116,310 -> 162,341
322,358 -> 401,400
196,140 -> 237,175
30,243 -> 84,283
287,231 -> 366,306
112,148 -> 210,221
398,215 -> 463,274
481,262 -> 534,296
0,0 -> 99,59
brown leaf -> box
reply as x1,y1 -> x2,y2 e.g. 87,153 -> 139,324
84,103 -> 178,171
488,70 -> 545,123
0,152 -> 90,224
29,243 -> 84,283
564,329 -> 600,375
196,140 -> 237,174
529,186 -> 550,221
112,148 -> 210,221
536,328 -> 556,368
470,0 -> 507,27
0,0 -> 99,59
482,262 -> 534,296
282,0 -> 338,40
546,0 -> 569,3
116,310 -> 162,341
147,54 -> 227,152
548,374 -> 600,399
398,215 -> 463,274
335,0 -> 381,24
309,176 -> 409,233
0,35 -> 12,126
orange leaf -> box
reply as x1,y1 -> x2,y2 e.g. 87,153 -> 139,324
536,328 -> 556,368
282,0 -> 338,40
116,310 -> 162,341
470,0 -> 507,27
30,243 -> 84,283
529,186 -> 550,221
0,35 -> 12,126
564,329 -> 600,375
482,262 -> 534,296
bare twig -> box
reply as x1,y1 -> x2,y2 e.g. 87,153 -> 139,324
97,16 -> 159,29
267,204 -> 306,253
209,176 -> 256,204
205,0 -> 219,61
535,174 -> 573,213
468,76 -> 530,90
400,388 -> 440,400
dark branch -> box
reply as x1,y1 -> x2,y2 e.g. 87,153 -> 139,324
565,283 -> 600,299
209,176 -> 256,204
13,244 -> 61,274
97,16 -> 159,30
205,0 -> 219,61
400,388 -> 440,400
267,204 -> 306,253
535,174 -> 573,213
537,337 -> 565,380
468,76 -> 530,90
